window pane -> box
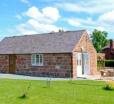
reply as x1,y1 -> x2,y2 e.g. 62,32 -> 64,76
40,55 -> 43,64
31,54 -> 36,64
36,54 -> 39,64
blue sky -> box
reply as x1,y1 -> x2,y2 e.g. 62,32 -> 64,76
0,0 -> 114,40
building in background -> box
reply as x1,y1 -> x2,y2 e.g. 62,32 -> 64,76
102,39 -> 114,59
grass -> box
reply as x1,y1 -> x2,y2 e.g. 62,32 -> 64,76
0,79 -> 114,104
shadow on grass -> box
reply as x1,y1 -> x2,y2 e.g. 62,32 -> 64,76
42,86 -> 51,88
18,95 -> 29,100
102,86 -> 114,91
67,81 -> 103,86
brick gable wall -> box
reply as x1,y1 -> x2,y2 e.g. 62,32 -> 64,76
72,32 -> 97,78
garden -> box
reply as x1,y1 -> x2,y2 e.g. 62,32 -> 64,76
0,79 -> 114,104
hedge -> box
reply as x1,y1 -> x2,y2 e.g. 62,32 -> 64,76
97,60 -> 114,70
105,60 -> 114,67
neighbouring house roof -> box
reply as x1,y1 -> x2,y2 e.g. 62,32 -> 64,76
0,30 -> 86,54
102,40 -> 114,50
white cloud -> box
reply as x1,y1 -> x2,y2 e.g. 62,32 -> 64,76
57,0 -> 114,14
24,6 -> 60,24
14,6 -> 61,35
42,7 -> 60,22
55,0 -> 114,36
20,0 -> 29,4
16,19 -> 60,34
67,17 -> 106,34
16,24 -> 37,34
96,26 -> 105,31
58,3 -> 85,13
68,18 -> 108,31
27,19 -> 59,32
98,10 -> 114,25
75,10 -> 113,34
25,6 -> 43,19
67,18 -> 95,27
67,7 -> 114,31
67,19 -> 81,26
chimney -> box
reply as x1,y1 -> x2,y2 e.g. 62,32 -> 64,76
110,39 -> 113,49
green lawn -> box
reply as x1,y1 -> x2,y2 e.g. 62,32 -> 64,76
0,79 -> 113,104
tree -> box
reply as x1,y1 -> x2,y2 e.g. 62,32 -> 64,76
91,29 -> 108,52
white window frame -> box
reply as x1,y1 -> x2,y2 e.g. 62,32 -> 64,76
31,54 -> 43,66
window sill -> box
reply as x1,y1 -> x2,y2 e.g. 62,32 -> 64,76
31,64 -> 44,67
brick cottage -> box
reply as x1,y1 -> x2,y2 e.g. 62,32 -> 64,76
0,30 -> 97,78
102,39 -> 114,59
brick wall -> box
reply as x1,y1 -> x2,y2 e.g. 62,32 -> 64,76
0,55 -> 9,73
72,32 -> 97,78
16,53 -> 72,78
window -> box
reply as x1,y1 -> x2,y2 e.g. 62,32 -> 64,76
31,54 -> 43,66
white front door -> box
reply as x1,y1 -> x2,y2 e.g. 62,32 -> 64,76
77,52 -> 90,77
77,53 -> 83,77
83,53 -> 90,75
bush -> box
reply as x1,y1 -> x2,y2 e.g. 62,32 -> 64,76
103,80 -> 114,91
105,60 -> 114,67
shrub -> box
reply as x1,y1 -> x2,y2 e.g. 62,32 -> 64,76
103,80 -> 114,91
19,83 -> 31,99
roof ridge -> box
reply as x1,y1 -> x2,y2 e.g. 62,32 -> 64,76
4,29 -> 86,39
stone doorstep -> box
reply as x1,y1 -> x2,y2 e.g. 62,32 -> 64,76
77,75 -> 101,80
